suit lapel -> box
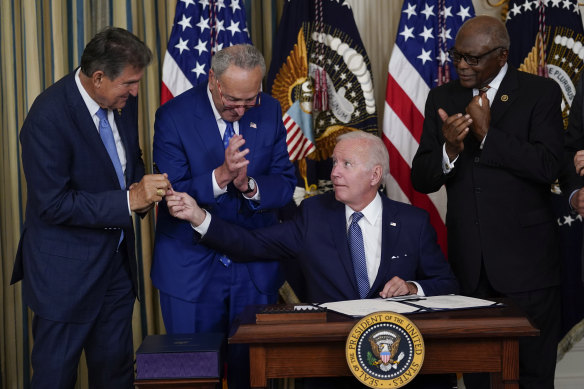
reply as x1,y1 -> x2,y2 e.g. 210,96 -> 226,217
189,86 -> 226,167
490,67 -> 518,125
369,197 -> 400,295
330,200 -> 361,297
239,109 -> 259,168
65,74 -> 122,189
113,107 -> 131,185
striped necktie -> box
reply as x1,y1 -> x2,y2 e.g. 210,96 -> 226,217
479,85 -> 490,97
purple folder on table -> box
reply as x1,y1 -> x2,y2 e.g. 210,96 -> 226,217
135,333 -> 223,379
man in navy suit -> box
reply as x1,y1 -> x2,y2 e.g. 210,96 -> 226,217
151,44 -> 295,388
165,131 -> 458,302
165,131 -> 458,388
11,27 -> 170,388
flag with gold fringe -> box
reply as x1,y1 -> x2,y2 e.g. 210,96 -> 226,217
267,0 -> 377,194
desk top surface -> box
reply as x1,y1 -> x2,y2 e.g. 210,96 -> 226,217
229,301 -> 539,344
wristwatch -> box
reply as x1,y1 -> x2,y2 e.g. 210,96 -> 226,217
242,176 -> 256,194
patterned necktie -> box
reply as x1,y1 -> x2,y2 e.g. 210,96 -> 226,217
223,120 -> 235,149
218,120 -> 235,267
348,212 -> 369,298
96,108 -> 125,189
478,85 -> 490,97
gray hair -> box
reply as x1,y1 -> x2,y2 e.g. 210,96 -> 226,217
337,131 -> 390,187
80,26 -> 152,79
211,44 -> 266,79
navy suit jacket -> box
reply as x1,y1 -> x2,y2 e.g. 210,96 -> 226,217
151,83 -> 296,301
201,192 -> 459,303
11,71 -> 145,323
411,66 -> 563,295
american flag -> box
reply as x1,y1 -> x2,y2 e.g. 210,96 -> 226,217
382,0 -> 474,255
161,0 -> 252,105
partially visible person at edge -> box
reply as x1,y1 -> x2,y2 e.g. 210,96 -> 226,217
559,73 -> 584,284
165,130 -> 459,389
151,44 -> 295,388
11,27 -> 170,388
411,15 -> 563,389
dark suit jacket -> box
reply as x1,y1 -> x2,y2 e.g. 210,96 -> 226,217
560,74 -> 584,194
151,83 -> 296,301
559,74 -> 584,282
11,70 -> 145,323
411,66 -> 563,295
200,192 -> 458,303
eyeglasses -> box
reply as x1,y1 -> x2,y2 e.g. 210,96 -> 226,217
216,79 -> 261,110
447,47 -> 505,66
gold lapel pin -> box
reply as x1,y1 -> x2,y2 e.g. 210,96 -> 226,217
501,95 -> 508,102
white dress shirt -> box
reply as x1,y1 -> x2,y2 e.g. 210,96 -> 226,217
442,63 -> 509,173
75,68 -> 131,214
207,86 -> 260,201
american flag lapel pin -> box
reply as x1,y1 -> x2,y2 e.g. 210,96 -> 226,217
250,122 -> 257,128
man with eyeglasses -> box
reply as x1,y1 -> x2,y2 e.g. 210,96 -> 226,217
411,15 -> 562,389
151,44 -> 295,389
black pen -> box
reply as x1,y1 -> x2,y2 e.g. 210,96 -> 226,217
153,162 -> 161,174
153,162 -> 174,193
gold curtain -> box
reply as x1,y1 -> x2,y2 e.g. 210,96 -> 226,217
0,1 -> 176,387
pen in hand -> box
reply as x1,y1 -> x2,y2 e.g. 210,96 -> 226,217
152,162 -> 174,193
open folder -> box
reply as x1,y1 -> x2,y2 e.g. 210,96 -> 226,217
318,294 -> 501,317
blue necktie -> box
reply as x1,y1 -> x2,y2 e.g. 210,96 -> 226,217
349,212 -> 369,298
96,107 -> 125,247
96,108 -> 125,189
223,120 -> 235,149
218,120 -> 235,267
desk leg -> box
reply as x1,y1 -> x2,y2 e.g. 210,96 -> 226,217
492,338 -> 519,389
249,345 -> 267,389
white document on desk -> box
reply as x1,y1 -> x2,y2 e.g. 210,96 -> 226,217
318,295 -> 499,317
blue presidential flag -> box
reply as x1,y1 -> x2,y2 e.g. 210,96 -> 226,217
161,0 -> 251,104
506,0 -> 584,124
268,0 -> 377,191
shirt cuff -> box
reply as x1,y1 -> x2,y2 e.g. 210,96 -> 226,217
126,191 -> 131,216
410,281 -> 425,297
191,209 -> 211,236
442,143 -> 458,174
212,169 -> 228,198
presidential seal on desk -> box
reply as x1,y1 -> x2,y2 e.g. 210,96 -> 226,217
345,312 -> 424,388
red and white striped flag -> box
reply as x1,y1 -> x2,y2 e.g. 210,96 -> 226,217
382,0 -> 475,255
161,0 -> 252,105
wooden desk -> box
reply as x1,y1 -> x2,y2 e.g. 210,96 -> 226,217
229,304 -> 538,389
